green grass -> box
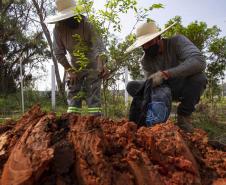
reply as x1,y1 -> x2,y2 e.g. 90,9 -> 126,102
1,92 -> 225,141
0,91 -> 67,123
194,119 -> 225,138
192,108 -> 226,140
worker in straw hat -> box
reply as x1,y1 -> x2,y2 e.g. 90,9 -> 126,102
126,21 -> 207,132
45,0 -> 108,115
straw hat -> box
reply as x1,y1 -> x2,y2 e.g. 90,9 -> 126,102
126,21 -> 177,53
45,0 -> 77,24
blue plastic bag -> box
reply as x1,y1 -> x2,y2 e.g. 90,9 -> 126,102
146,86 -> 172,126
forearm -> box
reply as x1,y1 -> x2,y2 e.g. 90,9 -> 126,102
167,55 -> 206,78
55,54 -> 71,71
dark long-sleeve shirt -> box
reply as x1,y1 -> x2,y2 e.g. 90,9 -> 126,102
141,35 -> 206,79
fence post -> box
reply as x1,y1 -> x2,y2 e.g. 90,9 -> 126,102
221,77 -> 224,97
20,59 -> 24,113
125,67 -> 128,106
51,65 -> 56,111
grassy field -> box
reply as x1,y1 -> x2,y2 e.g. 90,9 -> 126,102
1,93 -> 225,143
0,91 -> 67,123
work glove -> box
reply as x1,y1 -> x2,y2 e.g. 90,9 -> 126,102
148,71 -> 170,87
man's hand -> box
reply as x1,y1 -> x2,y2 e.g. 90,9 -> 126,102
66,71 -> 77,87
96,54 -> 109,80
99,66 -> 110,80
148,71 -> 170,87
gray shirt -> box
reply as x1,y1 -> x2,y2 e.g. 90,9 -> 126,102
53,17 -> 105,71
141,35 -> 206,79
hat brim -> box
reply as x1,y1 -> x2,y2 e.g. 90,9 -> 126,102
126,22 -> 177,53
45,7 -> 76,24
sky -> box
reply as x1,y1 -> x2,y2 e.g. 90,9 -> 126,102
36,0 -> 226,90
116,0 -> 226,38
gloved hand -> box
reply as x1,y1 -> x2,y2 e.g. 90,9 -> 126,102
148,71 -> 170,87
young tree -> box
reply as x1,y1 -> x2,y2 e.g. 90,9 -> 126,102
70,0 -> 163,115
72,0 -> 163,82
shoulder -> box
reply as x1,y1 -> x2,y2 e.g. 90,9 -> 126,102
53,25 -> 58,33
170,34 -> 183,42
53,25 -> 60,38
82,16 -> 92,29
53,23 -> 65,34
170,34 -> 192,44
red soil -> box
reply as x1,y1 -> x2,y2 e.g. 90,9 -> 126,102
0,105 -> 225,185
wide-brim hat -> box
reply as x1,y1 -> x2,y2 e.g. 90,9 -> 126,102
45,0 -> 76,24
126,21 -> 177,53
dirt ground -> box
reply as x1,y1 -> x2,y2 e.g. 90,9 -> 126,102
0,105 -> 225,185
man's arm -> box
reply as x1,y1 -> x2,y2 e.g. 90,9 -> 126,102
53,27 -> 71,71
140,54 -> 150,79
167,35 -> 206,78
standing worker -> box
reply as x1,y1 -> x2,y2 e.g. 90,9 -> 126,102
126,21 -> 207,132
45,0 -> 108,115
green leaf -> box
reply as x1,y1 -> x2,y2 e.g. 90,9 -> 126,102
150,3 -> 164,9
146,18 -> 154,23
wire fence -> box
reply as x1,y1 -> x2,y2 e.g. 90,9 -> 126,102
0,90 -> 225,124
0,90 -> 63,120
0,89 -> 130,121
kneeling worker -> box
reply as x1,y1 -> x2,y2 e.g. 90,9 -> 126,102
126,21 -> 207,132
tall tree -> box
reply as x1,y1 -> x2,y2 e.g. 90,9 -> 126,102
30,0 -> 65,97
0,0 -> 49,94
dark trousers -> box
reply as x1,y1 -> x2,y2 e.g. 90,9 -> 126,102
126,73 -> 207,116
66,71 -> 101,108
